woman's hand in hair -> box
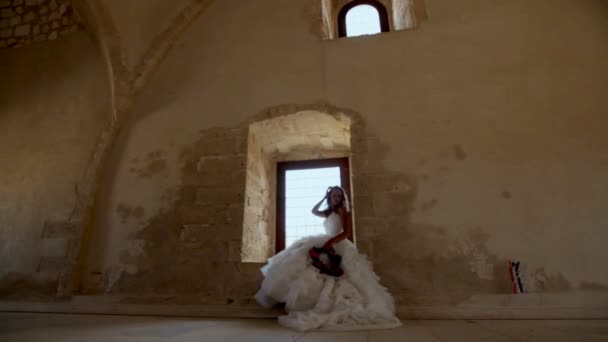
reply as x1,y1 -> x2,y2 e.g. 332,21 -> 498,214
312,190 -> 330,218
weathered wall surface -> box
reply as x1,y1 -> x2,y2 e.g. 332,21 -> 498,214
242,127 -> 274,263
326,0 -> 608,302
0,32 -> 111,297
82,0 -> 326,297
5,0 -> 606,315
0,0 -> 80,49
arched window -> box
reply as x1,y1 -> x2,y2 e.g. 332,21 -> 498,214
338,0 -> 390,38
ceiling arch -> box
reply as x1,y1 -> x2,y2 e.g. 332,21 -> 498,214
72,0 -> 216,121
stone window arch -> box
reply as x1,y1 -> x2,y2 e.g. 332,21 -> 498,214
319,0 -> 427,40
241,110 -> 353,262
338,0 -> 390,37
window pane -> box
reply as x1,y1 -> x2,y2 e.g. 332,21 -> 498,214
346,5 -> 381,37
285,167 -> 341,248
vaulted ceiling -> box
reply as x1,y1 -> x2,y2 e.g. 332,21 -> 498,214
71,0 -> 216,120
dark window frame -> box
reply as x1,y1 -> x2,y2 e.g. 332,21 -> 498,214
276,157 -> 352,253
338,0 -> 390,38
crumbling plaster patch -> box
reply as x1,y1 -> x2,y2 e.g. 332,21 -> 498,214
86,103 -> 573,307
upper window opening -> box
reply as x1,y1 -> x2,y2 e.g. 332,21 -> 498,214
338,0 -> 390,38
345,5 -> 381,37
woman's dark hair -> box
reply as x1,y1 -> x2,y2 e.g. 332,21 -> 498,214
322,186 -> 344,216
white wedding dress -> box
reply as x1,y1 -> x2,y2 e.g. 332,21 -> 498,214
255,212 -> 401,331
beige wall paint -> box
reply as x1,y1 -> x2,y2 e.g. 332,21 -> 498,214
79,0 -> 608,309
0,32 -> 111,294
326,0 -> 608,287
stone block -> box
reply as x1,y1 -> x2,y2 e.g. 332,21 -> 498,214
14,24 -> 29,36
179,203 -> 226,223
212,222 -> 243,240
25,0 -> 38,6
0,1 -> 10,7
47,10 -> 58,20
195,137 -> 237,156
0,18 -> 8,28
197,156 -> 246,178
0,28 -> 10,38
179,242 -> 214,260
1,8 -> 14,18
23,11 -> 34,22
181,168 -> 238,188
59,25 -> 73,34
41,221 -> 78,239
228,240 -> 242,262
179,224 -> 212,243
8,15 -> 19,25
195,186 -> 244,205
178,185 -> 197,203
213,241 -> 229,261
236,135 -> 248,153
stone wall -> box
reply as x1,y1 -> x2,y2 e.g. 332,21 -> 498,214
100,125 -> 255,301
2,0 -> 607,319
242,129 -> 273,262
0,32 -> 111,298
0,0 -> 79,49
81,0 -> 608,316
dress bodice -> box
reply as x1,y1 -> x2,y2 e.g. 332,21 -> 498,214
323,212 -> 343,235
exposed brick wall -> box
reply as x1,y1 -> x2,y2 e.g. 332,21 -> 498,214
0,0 -> 79,49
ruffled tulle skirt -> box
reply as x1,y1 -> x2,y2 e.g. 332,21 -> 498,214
255,234 -> 401,331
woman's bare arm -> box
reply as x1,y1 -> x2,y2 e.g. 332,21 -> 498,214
311,188 -> 330,218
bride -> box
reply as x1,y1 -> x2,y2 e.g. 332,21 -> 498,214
255,186 -> 401,331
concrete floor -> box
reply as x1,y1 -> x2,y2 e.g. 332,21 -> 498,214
0,313 -> 607,341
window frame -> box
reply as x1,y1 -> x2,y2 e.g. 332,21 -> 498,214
337,0 -> 390,38
276,157 -> 352,253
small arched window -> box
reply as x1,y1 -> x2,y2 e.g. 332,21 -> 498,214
338,0 -> 390,38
